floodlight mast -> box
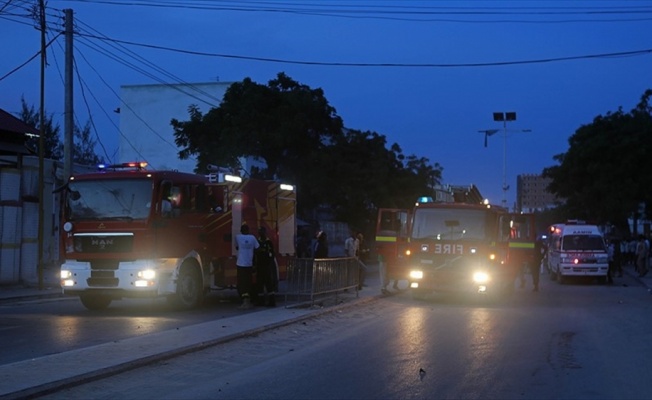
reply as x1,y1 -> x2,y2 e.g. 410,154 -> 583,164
481,112 -> 531,209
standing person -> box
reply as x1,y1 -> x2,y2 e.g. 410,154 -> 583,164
344,230 -> 357,258
235,224 -> 259,309
344,230 -> 367,290
355,231 -> 368,290
636,235 -> 648,277
296,228 -> 311,258
314,231 -> 329,258
529,238 -> 544,291
356,232 -> 369,263
255,226 -> 278,307
614,238 -> 623,277
607,239 -> 615,284
628,238 -> 637,266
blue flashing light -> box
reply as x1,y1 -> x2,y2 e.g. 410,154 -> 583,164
96,162 -> 148,171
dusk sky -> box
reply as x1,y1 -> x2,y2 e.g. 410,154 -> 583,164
2,1 -> 651,207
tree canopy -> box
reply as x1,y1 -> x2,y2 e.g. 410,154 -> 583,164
171,72 -> 442,230
543,89 -> 652,230
19,97 -> 103,166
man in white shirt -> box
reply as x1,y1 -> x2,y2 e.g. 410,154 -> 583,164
235,224 -> 259,309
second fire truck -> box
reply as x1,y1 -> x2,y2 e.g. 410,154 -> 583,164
376,196 -> 536,299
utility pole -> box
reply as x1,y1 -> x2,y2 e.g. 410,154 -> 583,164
64,8 -> 73,181
37,0 -> 46,289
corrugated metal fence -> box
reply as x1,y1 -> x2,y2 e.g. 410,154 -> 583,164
284,257 -> 359,307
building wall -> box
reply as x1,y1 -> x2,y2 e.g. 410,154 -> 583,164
516,174 -> 557,212
119,82 -> 232,173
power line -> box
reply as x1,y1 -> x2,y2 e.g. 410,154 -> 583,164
55,0 -> 652,23
76,34 -> 652,67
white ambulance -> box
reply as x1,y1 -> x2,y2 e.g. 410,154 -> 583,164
547,222 -> 609,284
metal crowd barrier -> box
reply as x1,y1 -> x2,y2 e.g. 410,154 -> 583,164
284,257 -> 360,307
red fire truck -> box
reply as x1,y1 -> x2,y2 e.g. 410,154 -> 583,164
59,162 -> 296,310
375,197 -> 536,299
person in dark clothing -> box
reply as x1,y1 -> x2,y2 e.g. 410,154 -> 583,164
296,228 -> 312,258
614,238 -> 623,277
254,226 -> 278,307
530,239 -> 544,292
314,231 -> 329,258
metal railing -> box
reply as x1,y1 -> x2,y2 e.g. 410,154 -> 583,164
284,257 -> 359,307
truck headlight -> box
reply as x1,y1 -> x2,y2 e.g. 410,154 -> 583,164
138,269 -> 156,280
134,269 -> 156,287
409,270 -> 423,280
473,271 -> 490,284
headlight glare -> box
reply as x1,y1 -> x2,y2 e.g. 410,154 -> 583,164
473,271 -> 490,284
138,269 -> 156,280
409,270 -> 423,280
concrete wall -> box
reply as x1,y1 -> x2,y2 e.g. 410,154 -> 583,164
0,156 -> 93,286
118,82 -> 232,173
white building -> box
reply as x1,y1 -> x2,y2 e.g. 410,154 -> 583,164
118,82 -> 233,172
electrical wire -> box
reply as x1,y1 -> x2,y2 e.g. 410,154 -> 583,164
75,34 -> 652,68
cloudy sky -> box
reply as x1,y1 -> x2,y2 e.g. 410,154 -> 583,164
1,1 -> 651,207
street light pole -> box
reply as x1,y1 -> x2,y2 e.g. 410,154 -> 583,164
481,115 -> 531,209
493,112 -> 516,209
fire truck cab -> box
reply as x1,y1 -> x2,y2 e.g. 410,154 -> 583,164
59,163 -> 296,310
376,197 -> 535,300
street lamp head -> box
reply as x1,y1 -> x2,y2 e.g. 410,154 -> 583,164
479,129 -> 499,147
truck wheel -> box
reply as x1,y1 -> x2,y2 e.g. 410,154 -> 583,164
557,270 -> 565,284
80,294 -> 112,310
169,265 -> 204,309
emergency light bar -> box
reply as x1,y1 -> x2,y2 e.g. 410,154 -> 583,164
97,162 -> 148,171
224,174 -> 242,183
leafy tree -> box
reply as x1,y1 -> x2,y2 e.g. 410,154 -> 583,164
543,89 -> 652,230
171,73 -> 442,232
310,129 -> 441,229
72,121 -> 103,165
20,97 -> 62,160
172,72 -> 343,178
19,97 -> 103,165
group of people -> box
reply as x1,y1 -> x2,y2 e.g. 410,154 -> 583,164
235,225 -> 371,309
605,235 -> 649,281
234,224 -> 279,310
304,229 -> 368,289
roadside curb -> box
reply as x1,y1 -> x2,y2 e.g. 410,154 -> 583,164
1,293 -> 380,399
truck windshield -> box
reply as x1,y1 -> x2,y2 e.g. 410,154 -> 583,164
411,208 -> 487,240
67,179 -> 153,220
562,235 -> 605,251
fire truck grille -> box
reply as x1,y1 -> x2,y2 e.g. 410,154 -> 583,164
87,277 -> 119,287
74,235 -> 134,253
90,260 -> 119,270
87,261 -> 120,287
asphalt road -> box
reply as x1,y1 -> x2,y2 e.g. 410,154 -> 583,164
39,271 -> 652,400
0,289 -> 255,366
